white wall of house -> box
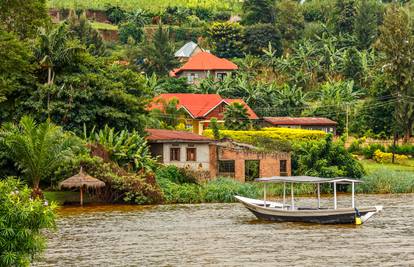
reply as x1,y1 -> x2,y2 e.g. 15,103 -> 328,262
177,70 -> 233,84
162,143 -> 210,171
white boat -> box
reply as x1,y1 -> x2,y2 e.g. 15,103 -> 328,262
236,176 -> 383,224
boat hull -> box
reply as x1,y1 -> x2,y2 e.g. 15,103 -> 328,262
236,196 -> 382,224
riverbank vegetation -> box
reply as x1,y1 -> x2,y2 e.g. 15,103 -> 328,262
0,178 -> 56,266
156,166 -> 260,203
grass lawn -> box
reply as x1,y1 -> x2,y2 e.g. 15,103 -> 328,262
91,22 -> 118,30
360,159 -> 414,174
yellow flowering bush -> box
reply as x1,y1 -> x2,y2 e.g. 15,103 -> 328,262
203,127 -> 326,142
373,149 -> 408,163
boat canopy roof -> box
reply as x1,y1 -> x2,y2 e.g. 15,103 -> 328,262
255,176 -> 362,184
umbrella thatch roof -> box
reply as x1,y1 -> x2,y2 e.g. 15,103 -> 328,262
59,168 -> 105,189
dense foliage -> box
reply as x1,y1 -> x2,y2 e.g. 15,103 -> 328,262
0,117 -> 83,192
0,178 -> 56,267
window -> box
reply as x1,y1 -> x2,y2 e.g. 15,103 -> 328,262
218,160 -> 235,177
186,147 -> 197,161
187,73 -> 198,83
216,72 -> 227,81
280,160 -> 288,176
170,147 -> 180,161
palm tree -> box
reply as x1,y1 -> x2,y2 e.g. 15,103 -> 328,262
0,116 -> 82,195
224,102 -> 252,130
36,24 -> 84,86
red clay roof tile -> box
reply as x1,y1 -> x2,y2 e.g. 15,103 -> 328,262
173,52 -> 238,75
146,129 -> 212,142
148,94 -> 258,119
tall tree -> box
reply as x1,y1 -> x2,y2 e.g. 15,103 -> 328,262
35,24 -> 84,86
67,11 -> 106,55
208,22 -> 244,58
353,0 -> 382,50
242,0 -> 275,25
140,24 -> 179,75
275,0 -> 305,48
224,102 -> 251,130
330,0 -> 356,34
0,30 -> 34,106
0,0 -> 49,39
376,5 -> 414,143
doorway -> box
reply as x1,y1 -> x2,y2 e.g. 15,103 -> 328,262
245,160 -> 260,182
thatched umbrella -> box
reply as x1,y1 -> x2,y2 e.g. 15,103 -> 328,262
59,168 -> 105,206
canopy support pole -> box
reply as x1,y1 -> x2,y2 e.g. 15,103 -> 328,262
291,182 -> 294,210
317,183 -> 321,209
80,186 -> 84,206
263,183 -> 267,207
333,182 -> 337,210
352,182 -> 355,208
283,182 -> 286,209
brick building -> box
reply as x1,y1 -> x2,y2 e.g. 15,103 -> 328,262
146,129 -> 291,182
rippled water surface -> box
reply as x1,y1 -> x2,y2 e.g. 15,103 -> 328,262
34,194 -> 414,266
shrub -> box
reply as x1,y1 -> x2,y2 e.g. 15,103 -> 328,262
386,144 -> 414,157
362,143 -> 386,159
105,5 -> 127,24
0,178 -> 56,266
357,168 -> 414,194
373,149 -> 408,163
155,165 -> 198,184
292,135 -> 365,178
203,127 -> 326,143
119,21 -> 143,44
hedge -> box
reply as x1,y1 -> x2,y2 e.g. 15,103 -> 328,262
203,127 -> 326,143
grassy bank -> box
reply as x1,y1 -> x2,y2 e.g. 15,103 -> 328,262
91,22 -> 118,30
360,159 -> 414,174
158,177 -> 260,204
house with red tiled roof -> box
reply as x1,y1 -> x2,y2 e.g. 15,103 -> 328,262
170,51 -> 238,84
149,93 -> 258,135
263,117 -> 338,134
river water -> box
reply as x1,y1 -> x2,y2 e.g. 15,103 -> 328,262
34,194 -> 414,267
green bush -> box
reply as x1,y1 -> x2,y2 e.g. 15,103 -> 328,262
357,168 -> 414,194
155,165 -> 198,184
119,21 -> 143,43
105,5 -> 127,24
0,178 -> 56,266
292,135 -> 365,178
362,143 -> 386,159
386,144 -> 414,157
